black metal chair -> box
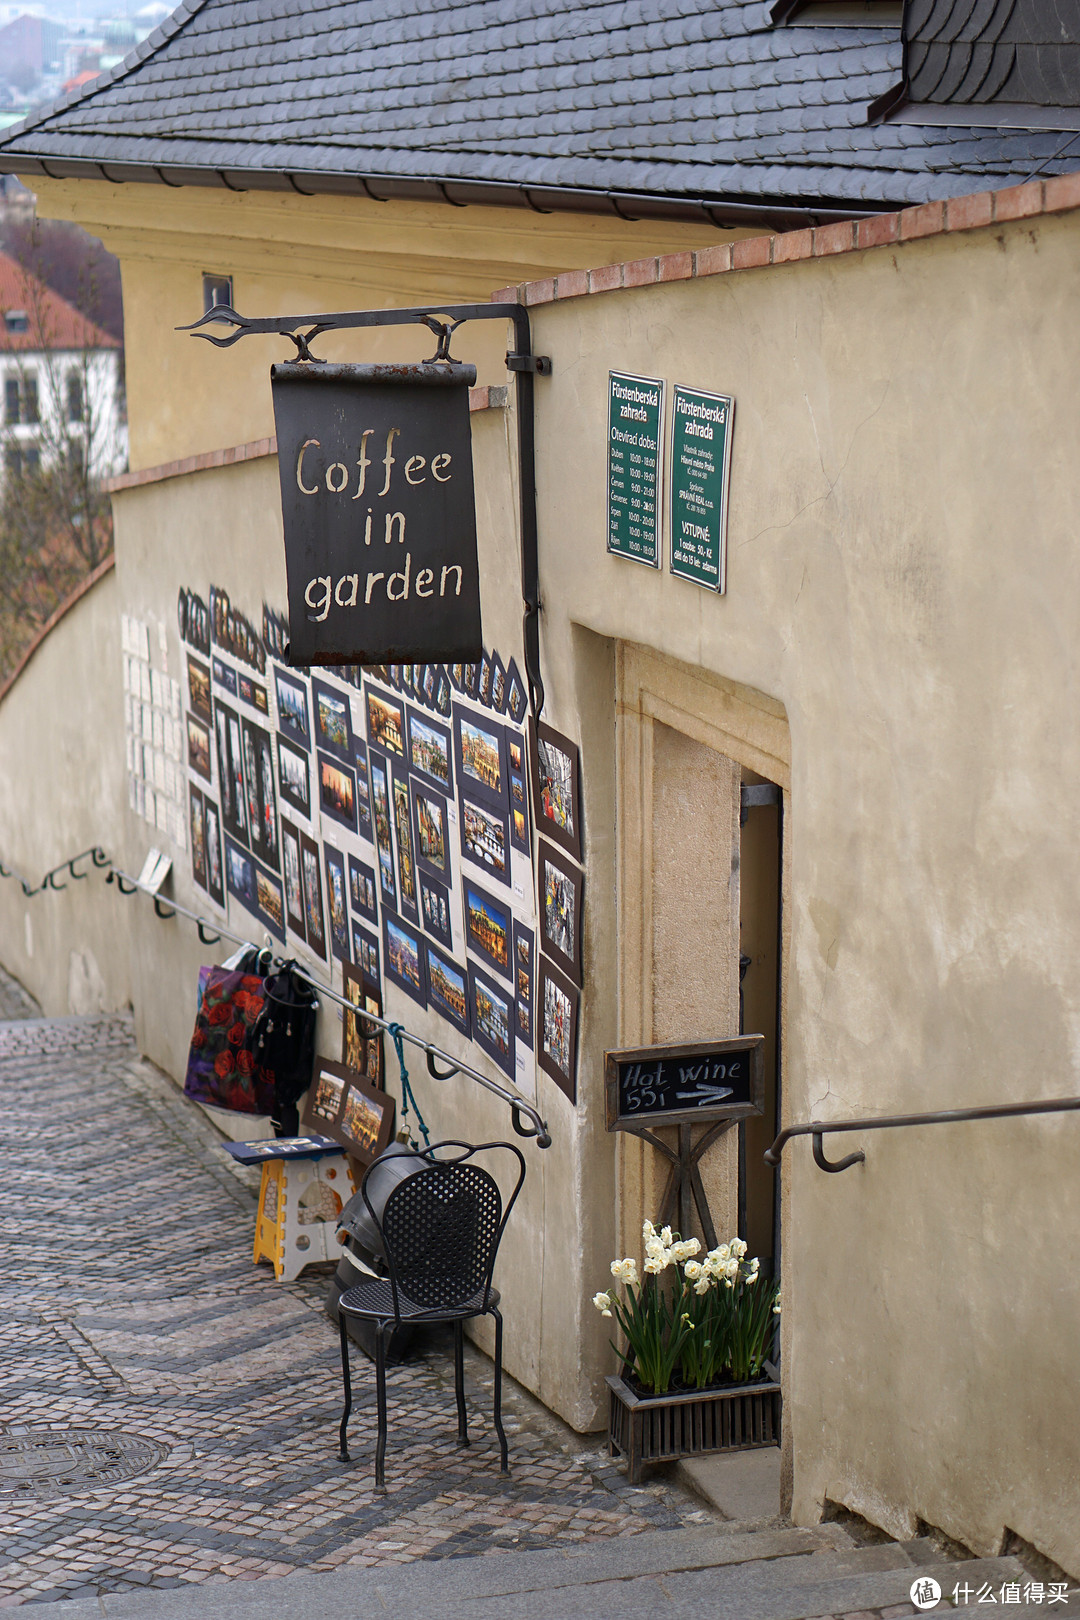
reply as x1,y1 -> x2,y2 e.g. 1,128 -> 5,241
336,1138 -> 526,1492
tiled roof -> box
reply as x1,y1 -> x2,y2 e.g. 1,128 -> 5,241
0,249 -> 119,352
0,0 -> 1075,217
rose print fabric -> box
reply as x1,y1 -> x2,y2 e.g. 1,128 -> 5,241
183,967 -> 275,1115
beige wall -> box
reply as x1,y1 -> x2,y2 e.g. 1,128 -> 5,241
527,211 -> 1080,1571
31,179 -> 734,471
0,567 -> 132,1015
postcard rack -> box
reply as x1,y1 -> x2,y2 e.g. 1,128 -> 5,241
107,867 -> 553,1149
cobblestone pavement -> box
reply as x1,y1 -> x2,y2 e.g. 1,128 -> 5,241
0,1013 -> 719,1608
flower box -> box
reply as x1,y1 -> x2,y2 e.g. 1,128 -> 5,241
606,1371 -> 781,1483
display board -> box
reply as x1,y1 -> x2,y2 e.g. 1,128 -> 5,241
606,371 -> 664,568
604,1036 -> 764,1130
668,385 -> 734,593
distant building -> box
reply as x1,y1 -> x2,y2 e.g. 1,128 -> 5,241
0,247 -> 125,484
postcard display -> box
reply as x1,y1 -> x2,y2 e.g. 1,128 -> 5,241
147,584 -> 585,1110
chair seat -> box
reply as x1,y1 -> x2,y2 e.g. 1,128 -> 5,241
339,1277 -> 501,1324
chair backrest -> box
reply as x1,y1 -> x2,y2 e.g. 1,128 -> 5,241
364,1140 -> 525,1318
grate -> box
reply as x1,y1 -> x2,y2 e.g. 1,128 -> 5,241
0,1428 -> 167,1499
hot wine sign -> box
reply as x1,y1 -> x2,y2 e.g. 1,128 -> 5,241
605,1035 -> 765,1131
272,361 -> 483,666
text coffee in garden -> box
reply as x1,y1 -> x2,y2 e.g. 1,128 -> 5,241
607,371 -> 664,567
271,362 -> 483,667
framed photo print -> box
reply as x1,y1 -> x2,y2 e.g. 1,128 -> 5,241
538,839 -> 583,987
281,817 -> 306,938
312,678 -> 353,764
469,962 -> 515,1080
538,956 -> 580,1103
242,717 -> 279,869
212,656 -> 237,697
490,653 -> 507,714
450,663 -> 464,693
366,686 -> 406,758
383,909 -> 426,1007
340,1069 -> 396,1163
407,708 -> 454,795
368,748 -> 396,908
277,733 -> 311,821
354,923 -> 380,986
418,871 -> 453,949
413,781 -> 451,884
274,665 -> 311,749
354,738 -> 373,842
204,795 -> 224,908
391,760 -> 419,921
425,943 -> 471,1038
255,862 -> 285,944
513,919 -> 535,1051
531,720 -> 581,862
463,661 -> 480,701
189,784 -> 206,890
478,650 -> 493,707
463,878 -> 512,981
348,854 -> 378,925
505,659 -> 527,726
300,829 -> 327,959
508,765 -> 530,855
304,1061 -> 347,1129
224,834 -> 256,910
435,669 -> 452,717
187,714 -> 212,783
318,750 -> 358,835
215,701 -> 249,847
323,842 -> 350,962
460,793 -> 510,885
342,961 -> 384,1086
187,654 -> 212,723
454,707 -> 507,809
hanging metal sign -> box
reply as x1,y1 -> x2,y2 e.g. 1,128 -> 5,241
606,371 -> 664,568
271,361 -> 483,667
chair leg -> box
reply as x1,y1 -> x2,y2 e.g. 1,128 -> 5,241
338,1313 -> 352,1463
453,1321 -> 470,1447
491,1307 -> 509,1475
374,1320 -> 389,1495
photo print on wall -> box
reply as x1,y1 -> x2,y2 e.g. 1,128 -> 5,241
413,781 -> 450,885
276,734 -> 311,820
383,909 -> 426,1007
318,750 -> 358,835
274,666 -> 311,749
281,817 -> 305,938
419,872 -> 453,950
204,796 -> 224,907
391,760 -> 419,922
323,843 -> 350,963
354,738 -> 373,841
460,793 -> 509,884
538,956 -> 579,1103
348,854 -> 378,925
426,942 -> 471,1038
187,715 -> 212,784
187,655 -> 212,724
300,829 -> 327,959
312,678 -> 353,764
538,839 -> 583,987
242,717 -> 280,870
366,686 -> 406,758
469,962 -> 515,1080
189,783 -> 206,890
342,961 -> 384,1085
454,707 -> 506,810
531,721 -> 582,861
513,919 -> 535,1051
407,708 -> 454,795
214,701 -> 249,846
463,878 -> 512,981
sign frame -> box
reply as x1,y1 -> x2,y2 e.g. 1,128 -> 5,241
604,1035 -> 765,1131
667,383 -> 735,594
606,369 -> 665,569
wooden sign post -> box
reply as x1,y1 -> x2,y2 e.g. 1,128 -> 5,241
604,1036 -> 764,1248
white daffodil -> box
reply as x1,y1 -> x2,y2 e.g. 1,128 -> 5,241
643,1255 -> 667,1275
644,1235 -> 667,1260
707,1243 -> 731,1266
773,1291 -> 782,1316
683,1260 -> 703,1281
693,1276 -> 713,1295
610,1257 -> 640,1286
642,1219 -> 656,1240
592,1291 -> 613,1317
731,1238 -> 748,1260
660,1226 -> 674,1247
669,1239 -> 701,1263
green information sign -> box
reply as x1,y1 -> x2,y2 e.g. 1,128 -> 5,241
669,385 -> 734,593
607,371 -> 664,568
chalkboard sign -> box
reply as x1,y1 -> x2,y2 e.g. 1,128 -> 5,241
605,1036 -> 764,1131
607,371 -> 664,568
668,383 -> 733,593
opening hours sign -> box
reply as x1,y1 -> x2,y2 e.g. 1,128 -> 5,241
607,371 -> 664,568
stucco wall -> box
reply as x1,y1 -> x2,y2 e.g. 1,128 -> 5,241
525,210 -> 1080,1570
0,564 -> 132,1015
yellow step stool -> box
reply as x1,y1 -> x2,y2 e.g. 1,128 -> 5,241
225,1136 -> 356,1283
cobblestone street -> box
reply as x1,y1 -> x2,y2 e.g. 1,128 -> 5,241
0,1011 -> 715,1608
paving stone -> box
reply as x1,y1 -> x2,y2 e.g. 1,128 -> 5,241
0,1014 -> 712,1606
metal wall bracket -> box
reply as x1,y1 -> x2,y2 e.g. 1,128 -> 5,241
507,353 -> 553,375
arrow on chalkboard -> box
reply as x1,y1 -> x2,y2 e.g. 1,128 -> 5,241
676,1084 -> 734,1106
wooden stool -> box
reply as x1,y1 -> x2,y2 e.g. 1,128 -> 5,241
224,1136 -> 356,1283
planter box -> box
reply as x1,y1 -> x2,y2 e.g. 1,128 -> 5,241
606,1372 -> 781,1483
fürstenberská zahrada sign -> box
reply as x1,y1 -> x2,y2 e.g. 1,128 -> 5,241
271,362 -> 483,667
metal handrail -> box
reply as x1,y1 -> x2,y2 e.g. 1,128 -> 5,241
108,868 -> 552,1150
765,1096 -> 1080,1173
0,846 -> 111,897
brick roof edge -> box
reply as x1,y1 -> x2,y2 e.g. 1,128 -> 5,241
493,174 -> 1078,307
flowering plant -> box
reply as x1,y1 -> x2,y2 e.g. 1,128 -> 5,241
594,1221 -> 780,1396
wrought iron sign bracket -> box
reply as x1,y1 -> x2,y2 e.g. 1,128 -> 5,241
180,299 -> 551,718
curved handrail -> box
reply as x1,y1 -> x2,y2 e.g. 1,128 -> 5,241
765,1096 -> 1080,1173
108,867 -> 552,1150
0,845 -> 111,898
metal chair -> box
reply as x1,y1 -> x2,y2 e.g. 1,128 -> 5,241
336,1138 -> 526,1492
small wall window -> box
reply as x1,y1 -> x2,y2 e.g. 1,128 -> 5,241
67,372 -> 84,423
3,309 -> 29,334
202,273 -> 233,318
23,374 -> 39,425
3,376 -> 18,426
4,443 -> 39,478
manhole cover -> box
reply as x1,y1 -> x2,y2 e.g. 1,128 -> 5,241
0,1428 -> 167,1499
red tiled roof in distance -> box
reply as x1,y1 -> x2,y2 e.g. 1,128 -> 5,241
0,248 -> 119,353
